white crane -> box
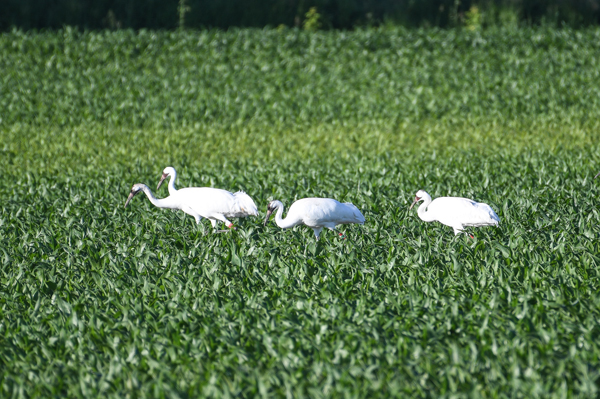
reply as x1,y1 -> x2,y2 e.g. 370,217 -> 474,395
264,198 -> 365,240
409,190 -> 500,236
154,166 -> 258,228
125,170 -> 258,231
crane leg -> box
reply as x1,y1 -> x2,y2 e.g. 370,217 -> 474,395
458,230 -> 474,239
331,228 -> 346,239
327,226 -> 346,240
212,215 -> 236,233
184,208 -> 207,236
313,227 -> 323,240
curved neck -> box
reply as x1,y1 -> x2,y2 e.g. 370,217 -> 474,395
141,185 -> 173,209
273,204 -> 298,229
168,171 -> 178,194
417,196 -> 435,222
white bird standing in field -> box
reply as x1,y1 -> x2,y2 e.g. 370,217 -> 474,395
125,169 -> 258,231
154,166 -> 258,228
264,198 -> 365,240
409,190 -> 500,236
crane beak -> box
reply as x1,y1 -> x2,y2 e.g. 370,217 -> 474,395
157,173 -> 168,190
124,191 -> 136,208
595,171 -> 600,179
264,209 -> 273,226
409,196 -> 420,210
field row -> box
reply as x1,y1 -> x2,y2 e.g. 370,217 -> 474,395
1,28 -> 600,130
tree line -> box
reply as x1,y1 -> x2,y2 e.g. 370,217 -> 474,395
2,0 -> 599,31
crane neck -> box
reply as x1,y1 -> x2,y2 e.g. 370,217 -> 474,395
273,203 -> 298,229
167,171 -> 178,195
140,185 -> 175,209
416,196 -> 435,222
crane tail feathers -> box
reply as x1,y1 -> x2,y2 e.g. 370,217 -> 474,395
343,202 -> 366,224
232,191 -> 259,216
488,207 -> 500,224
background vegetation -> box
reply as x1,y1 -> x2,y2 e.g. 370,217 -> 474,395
2,0 -> 600,31
1,27 -> 600,397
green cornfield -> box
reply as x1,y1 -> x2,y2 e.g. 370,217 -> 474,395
1,27 -> 600,397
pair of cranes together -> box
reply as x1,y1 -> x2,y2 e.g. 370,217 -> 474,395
125,166 -> 501,240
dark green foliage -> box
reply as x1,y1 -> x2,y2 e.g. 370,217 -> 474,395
1,28 -> 599,397
2,0 -> 600,31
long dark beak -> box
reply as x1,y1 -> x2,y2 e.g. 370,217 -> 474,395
595,171 -> 600,179
264,209 -> 273,226
124,191 -> 136,208
409,196 -> 419,210
157,173 -> 168,190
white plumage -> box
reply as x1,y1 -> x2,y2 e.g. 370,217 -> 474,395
410,189 -> 500,235
125,167 -> 258,230
264,198 -> 365,239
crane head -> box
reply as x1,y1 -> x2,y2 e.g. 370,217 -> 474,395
264,202 -> 276,225
125,184 -> 144,208
409,190 -> 427,209
264,200 -> 282,225
157,166 -> 176,190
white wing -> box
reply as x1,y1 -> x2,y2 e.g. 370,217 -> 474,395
290,198 -> 365,228
172,187 -> 256,219
429,197 -> 499,227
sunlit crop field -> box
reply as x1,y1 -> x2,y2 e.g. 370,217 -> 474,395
1,27 -> 600,397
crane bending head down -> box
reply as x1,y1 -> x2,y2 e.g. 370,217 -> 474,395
409,189 -> 430,210
124,184 -> 146,208
264,200 -> 284,225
